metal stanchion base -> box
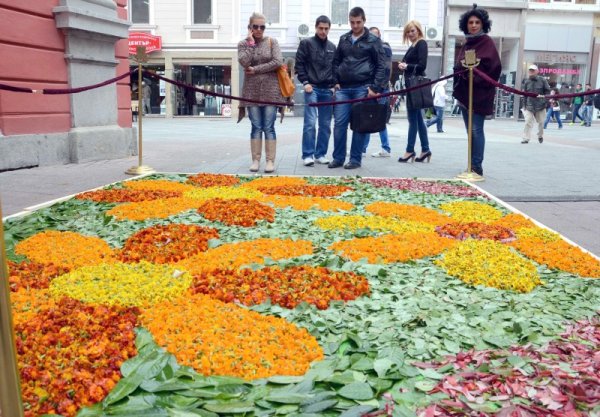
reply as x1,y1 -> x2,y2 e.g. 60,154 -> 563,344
456,171 -> 485,182
125,165 -> 155,175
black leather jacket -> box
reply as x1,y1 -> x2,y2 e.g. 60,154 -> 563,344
332,30 -> 386,92
295,35 -> 336,88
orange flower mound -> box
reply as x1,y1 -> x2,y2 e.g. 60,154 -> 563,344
197,198 -> 275,226
511,238 -> 600,278
15,298 -> 138,417
187,173 -> 240,187
7,260 -> 69,292
75,188 -> 181,203
124,179 -> 197,193
15,231 -> 115,269
10,288 -> 56,327
257,184 -> 352,197
435,222 -> 516,242
493,213 -> 537,230
118,224 -> 219,264
330,232 -> 456,264
140,294 -> 323,380
176,238 -> 313,274
365,202 -> 452,225
259,194 -> 354,211
107,197 -> 199,221
189,265 -> 370,310
242,176 -> 307,189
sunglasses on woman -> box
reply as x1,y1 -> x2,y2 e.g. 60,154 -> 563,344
251,24 -> 266,30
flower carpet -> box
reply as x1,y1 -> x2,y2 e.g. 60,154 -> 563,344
3,173 -> 599,417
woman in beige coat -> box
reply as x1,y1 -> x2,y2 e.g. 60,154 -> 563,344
238,12 -> 284,173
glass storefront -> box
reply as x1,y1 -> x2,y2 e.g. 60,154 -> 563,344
130,65 -> 166,116
173,64 -> 232,117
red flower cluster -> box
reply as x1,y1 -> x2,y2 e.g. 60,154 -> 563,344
362,178 -> 488,198
197,198 -> 275,227
435,222 -> 516,242
189,265 -> 370,309
75,188 -> 181,203
15,298 -> 138,417
257,184 -> 352,197
118,223 -> 219,264
187,173 -> 240,187
7,260 -> 69,292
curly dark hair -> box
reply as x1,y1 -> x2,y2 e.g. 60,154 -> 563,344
458,3 -> 492,34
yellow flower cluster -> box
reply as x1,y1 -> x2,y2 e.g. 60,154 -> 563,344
9,288 -> 55,327
516,227 -> 561,243
140,294 -> 323,380
176,238 -> 313,275
436,239 -> 542,293
15,231 -> 115,269
330,232 -> 456,264
439,201 -> 504,224
259,195 -> 354,212
184,186 -> 263,201
49,261 -> 192,307
124,179 -> 197,193
365,202 -> 452,225
241,176 -> 307,189
106,198 -> 199,221
315,215 -> 433,234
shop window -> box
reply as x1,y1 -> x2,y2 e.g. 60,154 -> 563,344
130,0 -> 149,24
262,0 -> 280,25
173,65 -> 232,117
331,0 -> 349,26
389,0 -> 409,28
193,0 -> 212,24
130,65 -> 165,115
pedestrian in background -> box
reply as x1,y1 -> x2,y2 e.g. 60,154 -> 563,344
295,15 -> 336,166
142,81 -> 151,115
453,3 -> 502,177
238,12 -> 283,173
544,88 -> 563,130
521,64 -> 551,144
426,79 -> 447,133
570,83 -> 585,125
582,84 -> 594,127
398,20 -> 431,163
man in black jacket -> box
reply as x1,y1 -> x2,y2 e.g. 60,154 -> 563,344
328,7 -> 386,169
295,15 -> 336,166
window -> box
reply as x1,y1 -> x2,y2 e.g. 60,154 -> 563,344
262,0 -> 280,24
131,0 -> 149,24
331,0 -> 349,25
389,0 -> 409,27
193,0 -> 212,24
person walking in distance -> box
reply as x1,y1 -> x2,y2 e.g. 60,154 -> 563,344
328,7 -> 386,170
521,64 -> 551,144
238,12 -> 284,173
142,81 -> 151,115
295,15 -> 336,166
582,84 -> 594,127
426,79 -> 448,133
570,83 -> 584,125
453,4 -> 502,177
543,88 -> 563,130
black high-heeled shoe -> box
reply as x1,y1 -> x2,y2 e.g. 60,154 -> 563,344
415,151 -> 432,163
398,152 -> 416,163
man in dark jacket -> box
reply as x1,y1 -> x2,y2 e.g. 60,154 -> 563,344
295,15 -> 336,166
328,7 -> 386,169
521,64 -> 550,144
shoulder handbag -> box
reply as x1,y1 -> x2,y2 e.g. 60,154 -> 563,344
268,38 -> 296,98
350,102 -> 387,134
404,71 -> 434,111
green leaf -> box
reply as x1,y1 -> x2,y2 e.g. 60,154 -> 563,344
265,393 -> 310,404
301,399 -> 338,413
373,358 -> 394,378
167,409 -> 218,417
268,376 -> 306,384
414,380 -> 437,392
337,382 -> 374,401
203,401 -> 255,413
418,368 -> 444,380
339,405 -> 377,417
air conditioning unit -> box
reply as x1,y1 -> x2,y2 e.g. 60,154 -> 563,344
424,26 -> 443,42
297,23 -> 310,39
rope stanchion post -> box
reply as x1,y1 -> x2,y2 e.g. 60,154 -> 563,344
126,46 -> 155,176
0,201 -> 25,417
456,50 -> 484,182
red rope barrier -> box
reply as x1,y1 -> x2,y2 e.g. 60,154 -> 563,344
42,70 -> 135,95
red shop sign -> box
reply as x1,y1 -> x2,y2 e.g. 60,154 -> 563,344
128,32 -> 162,55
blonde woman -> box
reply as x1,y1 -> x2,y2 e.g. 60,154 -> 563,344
398,20 -> 431,163
238,12 -> 284,173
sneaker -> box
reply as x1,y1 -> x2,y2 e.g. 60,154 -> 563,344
538,137 -> 543,143
344,161 -> 361,169
328,160 -> 343,169
303,157 -> 314,166
569,122 -> 574,126
521,139 -> 529,144
371,150 -> 391,158
472,166 -> 483,176
315,156 -> 330,164
580,121 -> 586,126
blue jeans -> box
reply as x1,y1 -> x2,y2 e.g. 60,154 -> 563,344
571,103 -> 584,123
426,106 -> 445,132
544,108 -> 562,128
247,106 -> 277,140
363,94 -> 391,153
461,111 -> 485,170
582,104 -> 594,126
332,86 -> 369,165
406,108 -> 430,153
302,88 -> 333,159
